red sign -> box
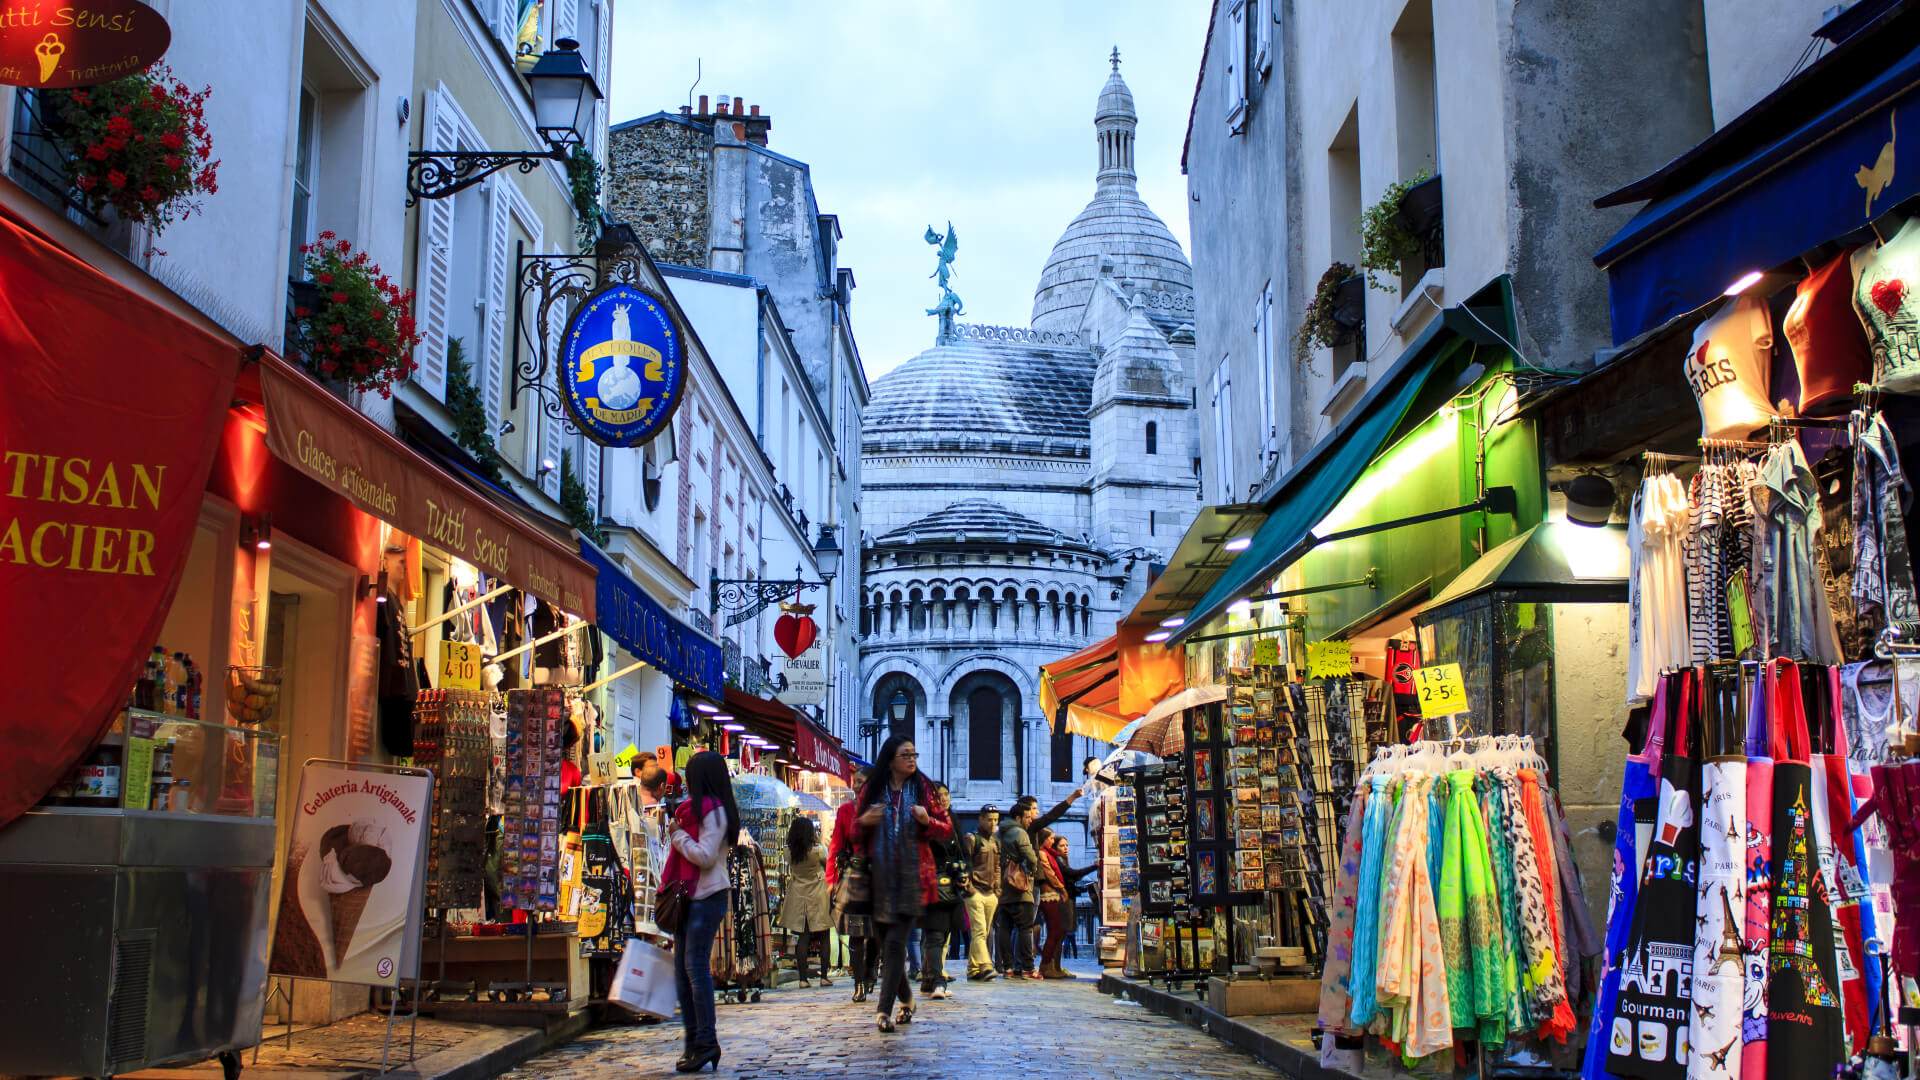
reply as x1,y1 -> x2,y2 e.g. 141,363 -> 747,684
0,202 -> 240,826
794,718 -> 849,781
0,1 -> 171,89
773,612 -> 817,659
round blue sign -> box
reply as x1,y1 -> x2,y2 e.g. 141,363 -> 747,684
558,284 -> 687,447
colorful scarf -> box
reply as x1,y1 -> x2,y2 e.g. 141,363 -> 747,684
1375,772 -> 1452,1061
1345,775 -> 1392,1030
1440,768 -> 1507,1045
1318,781 -> 1372,1033
870,780 -> 923,924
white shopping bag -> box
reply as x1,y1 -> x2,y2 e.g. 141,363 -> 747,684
608,938 -> 678,1019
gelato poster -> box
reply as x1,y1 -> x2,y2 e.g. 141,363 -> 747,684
270,762 -> 431,986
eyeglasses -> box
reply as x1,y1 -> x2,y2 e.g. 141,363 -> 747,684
897,752 -> 919,759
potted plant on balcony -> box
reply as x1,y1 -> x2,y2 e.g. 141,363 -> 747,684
288,232 -> 421,398
1295,261 -> 1360,367
1358,169 -> 1437,289
44,65 -> 219,236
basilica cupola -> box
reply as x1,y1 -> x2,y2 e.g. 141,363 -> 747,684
1096,47 -> 1137,192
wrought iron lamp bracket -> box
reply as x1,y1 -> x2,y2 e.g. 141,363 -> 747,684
711,567 -> 824,627
405,146 -> 568,207
506,242 -> 656,427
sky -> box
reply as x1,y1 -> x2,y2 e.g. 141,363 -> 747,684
606,1 -> 1213,383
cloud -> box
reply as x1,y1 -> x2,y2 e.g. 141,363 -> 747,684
607,0 -> 1210,382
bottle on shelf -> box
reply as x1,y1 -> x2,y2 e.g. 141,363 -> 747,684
184,659 -> 201,720
137,648 -> 163,712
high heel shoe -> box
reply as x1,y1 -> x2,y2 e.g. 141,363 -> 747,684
676,1044 -> 721,1072
851,983 -> 868,1003
875,1012 -> 895,1033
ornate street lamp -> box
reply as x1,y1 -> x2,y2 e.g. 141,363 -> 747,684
407,39 -> 602,205
890,688 -> 910,732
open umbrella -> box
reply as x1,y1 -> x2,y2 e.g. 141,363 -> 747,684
1110,684 -> 1231,756
732,773 -> 797,809
1093,747 -> 1162,786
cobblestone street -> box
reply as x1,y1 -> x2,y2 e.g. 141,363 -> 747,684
500,962 -> 1279,1080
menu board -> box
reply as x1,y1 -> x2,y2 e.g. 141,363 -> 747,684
501,687 -> 566,911
1127,763 -> 1188,917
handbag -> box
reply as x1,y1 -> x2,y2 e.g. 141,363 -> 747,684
832,853 -> 871,910
655,802 -> 703,935
608,937 -> 678,1019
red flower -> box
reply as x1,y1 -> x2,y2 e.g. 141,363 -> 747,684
140,185 -> 159,203
317,272 -> 333,284
331,292 -> 348,304
329,324 -> 345,336
85,143 -> 107,161
294,307 -> 310,318
106,170 -> 126,189
161,131 -> 183,150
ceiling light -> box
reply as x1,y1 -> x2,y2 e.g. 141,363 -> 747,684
1724,270 -> 1764,296
694,703 -> 719,715
1144,630 -> 1172,643
1223,536 -> 1252,552
722,723 -> 746,732
1158,616 -> 1185,629
1227,599 -> 1253,618
712,713 -> 734,721
1564,473 -> 1617,527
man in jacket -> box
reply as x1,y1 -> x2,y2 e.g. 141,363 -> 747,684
961,805 -> 1001,980
995,797 -> 1041,979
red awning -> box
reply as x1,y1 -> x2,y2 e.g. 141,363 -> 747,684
0,194 -> 243,826
724,684 -> 797,745
255,353 -> 597,619
795,716 -> 851,782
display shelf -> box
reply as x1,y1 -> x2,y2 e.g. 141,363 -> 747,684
119,709 -> 281,818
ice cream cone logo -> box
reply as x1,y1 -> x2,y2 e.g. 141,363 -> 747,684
35,34 -> 64,84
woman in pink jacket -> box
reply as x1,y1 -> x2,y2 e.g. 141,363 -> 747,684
663,751 -> 741,1072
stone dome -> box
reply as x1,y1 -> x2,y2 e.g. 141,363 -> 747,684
862,335 -> 1096,452
1031,53 -> 1193,332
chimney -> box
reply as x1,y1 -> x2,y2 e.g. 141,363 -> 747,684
698,93 -> 709,115
716,94 -> 731,115
680,104 -> 692,115
749,105 -> 760,116
732,98 -> 744,116
741,104 -> 772,148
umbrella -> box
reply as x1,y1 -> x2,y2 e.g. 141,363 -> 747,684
1111,684 -> 1232,756
1093,747 -> 1162,786
732,773 -> 797,809
794,790 -> 831,811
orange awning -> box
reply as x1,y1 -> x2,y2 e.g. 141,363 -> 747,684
1038,634 -> 1136,742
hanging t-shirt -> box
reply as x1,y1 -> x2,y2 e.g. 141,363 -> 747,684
1854,217 -> 1920,392
1785,247 -> 1872,415
1687,295 -> 1774,441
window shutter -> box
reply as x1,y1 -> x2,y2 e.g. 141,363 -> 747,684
496,0 -> 517,50
480,179 -> 513,423
413,91 -> 457,400
1255,0 -> 1273,76
1225,1 -> 1248,131
553,0 -> 577,45
1257,286 -> 1275,455
579,440 -> 601,524
593,0 -> 612,162
541,299 -> 567,498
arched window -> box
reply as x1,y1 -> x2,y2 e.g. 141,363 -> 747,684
968,686 -> 1003,781
1146,421 -> 1158,455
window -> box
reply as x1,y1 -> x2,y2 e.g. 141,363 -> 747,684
1051,731 -> 1075,783
1254,0 -> 1273,77
690,509 -> 707,582
1150,509 -> 1157,537
1224,0 -> 1248,133
1211,358 -> 1236,502
1255,283 -> 1276,461
1146,421 -> 1158,455
969,687 -> 1003,782
288,88 -> 317,281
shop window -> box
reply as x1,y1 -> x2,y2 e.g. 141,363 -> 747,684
1051,730 -> 1075,783
969,687 -> 1003,782
1146,421 -> 1158,455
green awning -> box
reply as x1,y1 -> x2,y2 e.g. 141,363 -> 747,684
1416,522 -> 1629,615
1167,280 -> 1517,646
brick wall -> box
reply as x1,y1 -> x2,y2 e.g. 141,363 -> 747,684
607,119 -> 712,267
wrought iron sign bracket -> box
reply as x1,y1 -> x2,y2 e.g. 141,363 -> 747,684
406,146 -> 568,207
507,239 -> 655,428
711,566 -> 824,627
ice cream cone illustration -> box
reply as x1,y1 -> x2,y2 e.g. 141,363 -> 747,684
331,881 -> 375,959
318,820 -> 393,966
35,34 -> 64,85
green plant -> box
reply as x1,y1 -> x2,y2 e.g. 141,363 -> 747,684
560,448 -> 606,546
289,233 -> 420,397
1357,169 -> 1433,290
1294,262 -> 1356,365
444,337 -> 504,484
46,64 -> 219,234
567,145 -> 602,250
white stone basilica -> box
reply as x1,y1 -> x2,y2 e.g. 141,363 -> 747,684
857,55 -> 1201,829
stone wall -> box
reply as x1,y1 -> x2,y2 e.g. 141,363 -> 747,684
607,118 -> 712,268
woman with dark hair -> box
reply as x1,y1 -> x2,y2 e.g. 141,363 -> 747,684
1035,829 -> 1090,978
664,750 -> 741,1073
856,735 -> 952,1032
918,782 -> 963,1001
780,815 -> 832,986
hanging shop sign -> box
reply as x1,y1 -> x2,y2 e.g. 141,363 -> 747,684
0,203 -> 239,827
437,640 -> 481,691
1411,662 -> 1470,718
259,357 -> 596,619
794,717 -> 849,781
557,284 -> 688,448
577,542 -> 724,700
1251,637 -> 1281,666
773,608 -> 818,659
0,1 -> 170,89
269,761 -> 432,987
1306,640 -> 1353,680
776,644 -> 827,707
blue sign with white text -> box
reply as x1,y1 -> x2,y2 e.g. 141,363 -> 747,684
559,284 -> 687,447
578,542 -> 723,700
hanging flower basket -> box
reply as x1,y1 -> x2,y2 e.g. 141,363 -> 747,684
43,64 -> 219,235
289,233 -> 421,398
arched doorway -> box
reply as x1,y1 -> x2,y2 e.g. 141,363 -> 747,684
869,672 -> 926,760
949,669 -> 1023,794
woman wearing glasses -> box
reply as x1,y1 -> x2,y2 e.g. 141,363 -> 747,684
855,735 -> 952,1032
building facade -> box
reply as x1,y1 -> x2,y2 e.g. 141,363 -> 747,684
858,57 -> 1201,843
604,98 -> 868,746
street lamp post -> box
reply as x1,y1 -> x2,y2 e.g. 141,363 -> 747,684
407,39 -> 603,205
708,523 -> 842,626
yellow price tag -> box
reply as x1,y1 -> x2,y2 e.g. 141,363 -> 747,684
1305,640 -> 1352,680
439,640 -> 482,691
1251,637 -> 1281,666
613,743 -> 639,770
1411,663 -> 1469,718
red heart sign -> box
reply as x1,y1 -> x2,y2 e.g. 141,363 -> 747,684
1871,278 -> 1908,319
774,613 -> 817,659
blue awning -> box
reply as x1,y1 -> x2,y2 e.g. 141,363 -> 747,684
578,541 -> 725,699
1168,304 -> 1480,645
1595,36 -> 1920,344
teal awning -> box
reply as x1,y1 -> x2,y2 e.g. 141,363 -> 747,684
1167,284 -> 1513,645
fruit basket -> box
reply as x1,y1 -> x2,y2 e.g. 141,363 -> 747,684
225,665 -> 283,725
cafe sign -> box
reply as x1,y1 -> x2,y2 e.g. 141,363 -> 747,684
557,284 -> 687,448
0,1 -> 171,89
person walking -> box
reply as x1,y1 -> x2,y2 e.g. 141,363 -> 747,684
856,736 -> 952,1032
828,767 -> 876,1002
663,750 -> 741,1073
961,805 -> 1001,981
780,816 -> 832,987
919,782 -> 962,1000
995,797 -> 1040,980
1036,830 -> 1094,978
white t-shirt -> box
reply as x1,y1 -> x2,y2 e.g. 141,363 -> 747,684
1686,295 -> 1773,440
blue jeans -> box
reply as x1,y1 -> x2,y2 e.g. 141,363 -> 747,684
907,926 -> 922,972
674,893 -> 728,1049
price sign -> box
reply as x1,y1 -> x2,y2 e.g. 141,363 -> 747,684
1411,663 -> 1469,718
613,743 -> 639,770
1305,640 -> 1353,679
438,640 -> 482,691
1251,637 -> 1281,666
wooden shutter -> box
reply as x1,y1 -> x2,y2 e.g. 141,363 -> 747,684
553,0 -> 577,46
593,0 -> 611,162
413,91 -> 457,400
480,179 -> 513,423
541,298 -> 567,498
1255,0 -> 1273,75
580,440 -> 601,522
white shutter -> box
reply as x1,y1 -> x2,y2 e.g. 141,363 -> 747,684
580,441 -> 601,521
593,0 -> 612,162
553,0 -> 577,47
1225,1 -> 1248,131
413,91 -> 457,400
1256,285 -> 1274,456
480,179 -> 513,423
541,299 -> 567,498
1255,0 -> 1273,76
496,0 -> 517,49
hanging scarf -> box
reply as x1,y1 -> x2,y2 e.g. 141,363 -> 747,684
1520,768 -> 1577,1042
870,780 -> 924,924
1376,772 -> 1452,1062
1480,771 -> 1531,1034
1501,767 -> 1557,1023
1318,781 -> 1372,1034
1439,768 -> 1506,1046
1345,775 -> 1392,1030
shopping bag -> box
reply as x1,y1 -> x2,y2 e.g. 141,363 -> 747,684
558,791 -> 588,920
608,938 -> 678,1019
